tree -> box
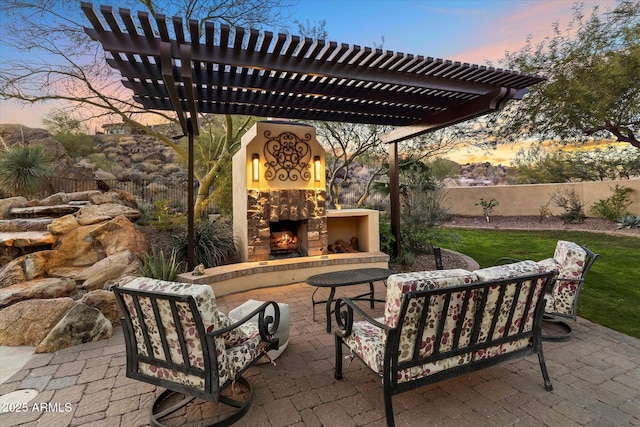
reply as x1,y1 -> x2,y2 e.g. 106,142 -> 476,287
315,121 -> 464,208
491,1 -> 640,149
511,143 -> 640,183
0,0 -> 295,216
42,110 -> 85,135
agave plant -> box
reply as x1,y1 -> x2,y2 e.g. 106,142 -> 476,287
0,144 -> 52,197
617,215 -> 640,229
139,248 -> 185,281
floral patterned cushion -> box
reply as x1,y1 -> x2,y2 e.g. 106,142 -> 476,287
341,269 -> 477,384
119,277 -> 267,390
384,269 -> 478,328
548,241 -> 587,316
537,258 -> 560,273
473,260 -> 544,282
342,317 -> 472,384
472,261 -> 547,360
121,278 -> 226,390
552,241 -> 587,280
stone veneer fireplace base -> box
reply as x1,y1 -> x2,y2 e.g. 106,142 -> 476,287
246,189 -> 327,262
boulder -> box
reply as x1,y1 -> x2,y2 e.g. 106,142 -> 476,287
80,289 -> 121,325
0,197 -> 28,219
74,159 -> 95,170
77,249 -> 139,290
0,217 -> 54,232
94,168 -> 117,181
0,262 -> 26,289
47,214 -> 80,235
146,182 -> 169,195
0,251 -> 51,289
0,277 -> 76,307
76,203 -> 142,225
47,222 -> 105,267
0,231 -> 55,249
89,189 -> 138,209
0,124 -> 51,145
39,190 -> 101,206
0,297 -> 75,346
90,215 -> 147,258
35,303 -> 113,353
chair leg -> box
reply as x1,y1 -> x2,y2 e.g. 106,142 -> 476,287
150,377 -> 253,427
335,335 -> 343,380
383,385 -> 396,427
536,346 -> 554,391
542,314 -> 573,342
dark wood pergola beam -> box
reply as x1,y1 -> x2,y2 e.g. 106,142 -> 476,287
381,88 -> 518,143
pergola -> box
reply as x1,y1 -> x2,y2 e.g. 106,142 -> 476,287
81,2 -> 545,267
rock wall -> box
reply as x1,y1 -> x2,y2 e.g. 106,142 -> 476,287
0,190 -> 148,352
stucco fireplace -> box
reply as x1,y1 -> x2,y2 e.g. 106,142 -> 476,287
182,120 -> 388,295
233,121 -> 328,262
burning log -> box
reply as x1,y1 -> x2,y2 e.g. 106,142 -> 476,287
270,231 -> 298,251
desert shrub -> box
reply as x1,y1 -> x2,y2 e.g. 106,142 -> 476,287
538,204 -> 553,221
475,198 -> 499,222
54,132 -> 97,157
378,217 -> 395,256
550,187 -> 586,223
139,248 -> 185,281
172,220 -> 239,268
394,250 -> 416,267
0,144 -> 53,197
590,185 -> 632,222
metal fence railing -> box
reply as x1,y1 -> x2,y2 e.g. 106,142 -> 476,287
35,176 -> 220,215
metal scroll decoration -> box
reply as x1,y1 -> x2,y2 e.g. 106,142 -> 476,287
263,131 -> 312,182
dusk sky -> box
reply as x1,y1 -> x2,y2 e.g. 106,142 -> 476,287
0,0 -> 617,129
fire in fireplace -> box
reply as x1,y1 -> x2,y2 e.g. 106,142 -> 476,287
269,220 -> 305,258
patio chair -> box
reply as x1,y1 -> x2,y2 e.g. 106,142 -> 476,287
112,277 -> 279,426
496,240 -> 599,341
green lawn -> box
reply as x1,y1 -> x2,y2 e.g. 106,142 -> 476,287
441,229 -> 640,339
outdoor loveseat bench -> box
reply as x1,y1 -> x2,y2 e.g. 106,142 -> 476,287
334,261 -> 558,427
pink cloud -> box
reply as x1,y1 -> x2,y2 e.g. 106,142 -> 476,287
449,0 -> 617,65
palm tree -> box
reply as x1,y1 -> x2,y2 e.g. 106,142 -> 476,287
0,144 -> 53,197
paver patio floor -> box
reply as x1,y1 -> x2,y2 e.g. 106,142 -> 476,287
1,281 -> 639,426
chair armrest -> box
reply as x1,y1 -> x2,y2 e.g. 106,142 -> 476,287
494,257 -> 523,265
334,297 -> 390,338
210,301 -> 280,346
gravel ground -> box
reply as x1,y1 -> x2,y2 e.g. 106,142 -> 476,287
444,215 -> 640,237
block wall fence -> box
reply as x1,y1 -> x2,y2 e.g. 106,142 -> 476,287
441,179 -> 640,217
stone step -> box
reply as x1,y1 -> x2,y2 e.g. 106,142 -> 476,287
0,217 -> 54,232
0,231 -> 55,248
9,204 -> 82,218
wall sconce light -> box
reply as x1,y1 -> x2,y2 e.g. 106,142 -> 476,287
252,153 -> 260,182
314,156 -> 321,182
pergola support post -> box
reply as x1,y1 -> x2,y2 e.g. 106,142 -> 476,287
187,120 -> 195,271
389,141 -> 401,257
